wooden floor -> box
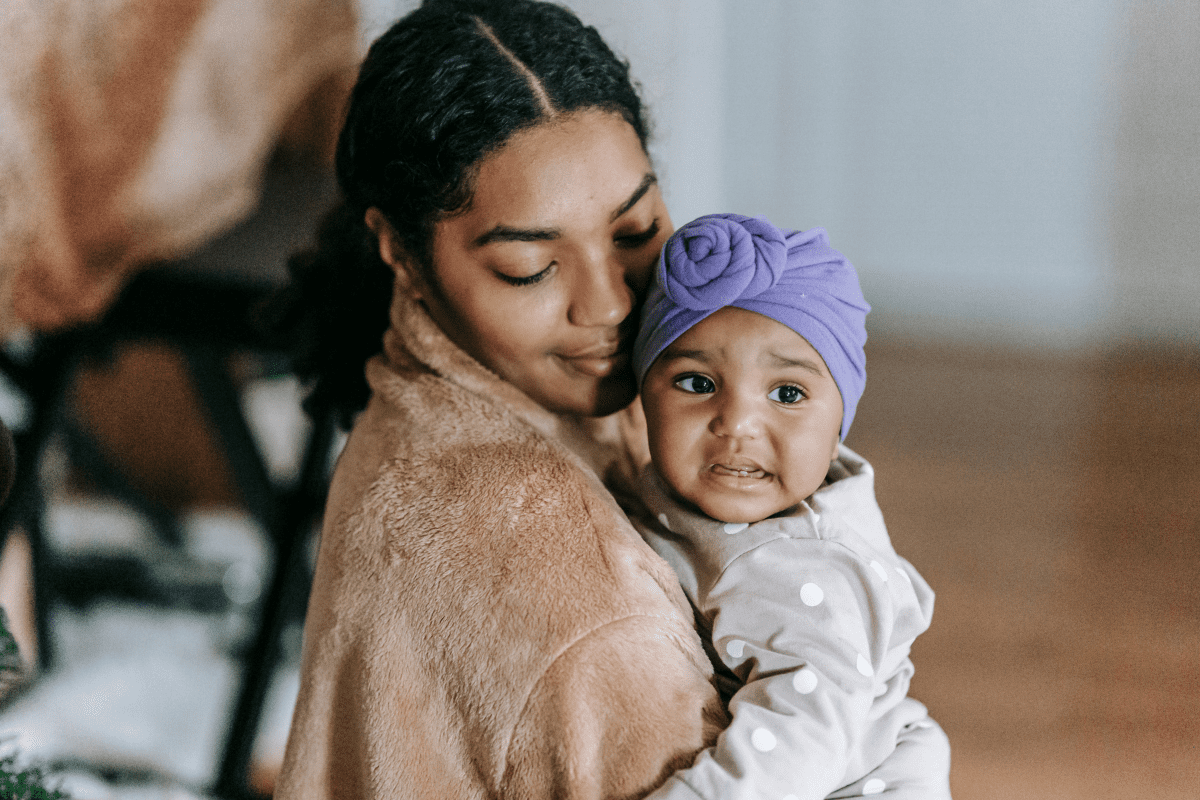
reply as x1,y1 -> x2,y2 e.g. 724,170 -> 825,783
845,339 -> 1200,799
27,337 -> 1199,797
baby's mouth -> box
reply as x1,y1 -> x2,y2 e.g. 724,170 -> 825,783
709,463 -> 769,479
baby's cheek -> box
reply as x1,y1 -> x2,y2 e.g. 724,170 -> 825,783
779,457 -> 831,505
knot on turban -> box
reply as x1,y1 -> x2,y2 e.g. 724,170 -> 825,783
634,214 -> 870,440
662,214 -> 788,310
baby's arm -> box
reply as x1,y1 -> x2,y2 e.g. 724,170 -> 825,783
646,537 -> 902,800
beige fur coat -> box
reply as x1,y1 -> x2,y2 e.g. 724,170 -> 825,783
276,285 -> 726,799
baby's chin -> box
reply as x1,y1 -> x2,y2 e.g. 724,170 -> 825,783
688,494 -> 798,526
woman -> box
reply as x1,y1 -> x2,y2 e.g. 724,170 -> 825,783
275,2 -> 949,798
276,3 -> 724,797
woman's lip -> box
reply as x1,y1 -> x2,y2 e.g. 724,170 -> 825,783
557,339 -> 629,378
562,340 -> 623,360
558,349 -> 628,378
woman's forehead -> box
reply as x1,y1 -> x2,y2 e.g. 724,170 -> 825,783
462,110 -> 655,231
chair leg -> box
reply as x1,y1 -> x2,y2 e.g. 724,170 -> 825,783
60,419 -> 184,548
180,344 -> 276,528
212,405 -> 336,800
0,332 -> 87,671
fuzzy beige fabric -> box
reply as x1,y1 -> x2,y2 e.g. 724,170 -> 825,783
276,282 -> 727,799
0,0 -> 357,331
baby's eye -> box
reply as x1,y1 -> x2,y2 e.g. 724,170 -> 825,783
767,385 -> 805,404
674,374 -> 716,394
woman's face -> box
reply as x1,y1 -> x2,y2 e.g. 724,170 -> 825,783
404,110 -> 671,416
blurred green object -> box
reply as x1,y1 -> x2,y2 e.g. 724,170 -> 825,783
0,608 -> 19,697
0,748 -> 68,800
1,611 -> 66,799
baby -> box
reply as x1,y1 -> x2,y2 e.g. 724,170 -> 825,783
632,215 -> 950,800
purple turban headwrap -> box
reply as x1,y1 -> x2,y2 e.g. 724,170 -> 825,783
633,213 -> 870,440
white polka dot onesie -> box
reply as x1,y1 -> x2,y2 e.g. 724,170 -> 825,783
635,446 -> 952,800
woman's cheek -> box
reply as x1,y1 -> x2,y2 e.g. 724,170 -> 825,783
633,243 -> 667,298
483,297 -> 558,362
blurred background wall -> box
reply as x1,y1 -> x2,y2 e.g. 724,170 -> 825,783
366,0 -> 1198,350
595,0 -> 1125,347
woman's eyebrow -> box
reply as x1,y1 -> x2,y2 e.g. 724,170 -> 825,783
472,225 -> 560,248
471,173 -> 657,247
610,173 -> 657,222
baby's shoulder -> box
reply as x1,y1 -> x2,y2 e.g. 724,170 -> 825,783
809,444 -> 894,555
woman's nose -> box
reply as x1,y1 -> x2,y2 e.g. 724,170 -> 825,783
709,392 -> 762,439
567,251 -> 634,327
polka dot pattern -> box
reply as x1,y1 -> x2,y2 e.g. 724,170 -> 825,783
638,476 -> 932,796
800,583 -> 824,606
792,667 -> 818,694
751,727 -> 777,752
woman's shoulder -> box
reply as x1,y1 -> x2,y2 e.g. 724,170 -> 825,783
323,354 -> 690,622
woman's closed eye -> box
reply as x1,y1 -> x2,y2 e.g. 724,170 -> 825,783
767,384 -> 806,404
674,374 -> 716,394
614,219 -> 660,249
496,263 -> 555,287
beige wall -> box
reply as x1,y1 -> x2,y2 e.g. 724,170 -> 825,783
1111,0 -> 1200,345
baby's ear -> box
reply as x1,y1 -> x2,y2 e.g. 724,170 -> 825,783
829,432 -> 841,463
365,208 -> 424,300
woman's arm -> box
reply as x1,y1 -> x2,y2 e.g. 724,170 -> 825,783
501,613 -> 726,800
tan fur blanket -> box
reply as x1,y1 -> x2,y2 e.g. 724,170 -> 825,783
0,0 -> 358,331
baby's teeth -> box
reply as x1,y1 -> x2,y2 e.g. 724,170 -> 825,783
715,464 -> 760,478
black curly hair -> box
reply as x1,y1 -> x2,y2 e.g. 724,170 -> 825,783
273,0 -> 650,427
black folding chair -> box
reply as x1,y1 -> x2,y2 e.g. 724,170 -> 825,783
0,156 -> 340,799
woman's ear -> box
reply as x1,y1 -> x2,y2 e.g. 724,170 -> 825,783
365,207 -> 425,300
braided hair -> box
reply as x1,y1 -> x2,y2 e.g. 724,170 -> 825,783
272,0 -> 649,426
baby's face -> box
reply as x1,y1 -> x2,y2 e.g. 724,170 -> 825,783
641,306 -> 844,524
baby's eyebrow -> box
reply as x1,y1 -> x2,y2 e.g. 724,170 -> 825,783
658,347 -> 710,364
765,351 -> 826,375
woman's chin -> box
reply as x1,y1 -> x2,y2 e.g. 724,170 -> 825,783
589,372 -> 639,417
541,372 -> 637,418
